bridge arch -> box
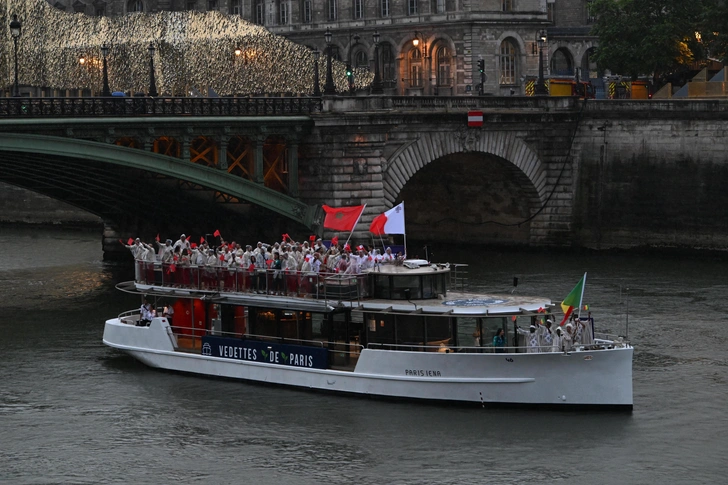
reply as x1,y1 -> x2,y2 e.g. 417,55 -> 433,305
0,133 -> 318,228
382,130 -> 548,244
383,130 -> 547,204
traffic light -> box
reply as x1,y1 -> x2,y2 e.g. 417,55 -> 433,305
477,59 -> 484,73
346,64 -> 354,90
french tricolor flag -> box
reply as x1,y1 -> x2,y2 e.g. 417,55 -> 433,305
369,202 -> 406,235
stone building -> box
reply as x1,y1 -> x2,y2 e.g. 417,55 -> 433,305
51,0 -> 597,96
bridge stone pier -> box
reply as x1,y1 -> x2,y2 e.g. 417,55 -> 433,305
303,96 -> 579,247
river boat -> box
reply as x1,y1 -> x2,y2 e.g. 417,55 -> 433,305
102,259 -> 633,409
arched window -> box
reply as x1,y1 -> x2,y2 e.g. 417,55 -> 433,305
255,0 -> 264,24
583,47 -> 598,79
127,0 -> 144,11
551,48 -> 573,76
355,51 -> 368,68
330,45 -> 341,61
409,49 -> 423,87
328,0 -> 337,20
436,45 -> 451,86
499,39 -> 517,85
381,43 -> 395,83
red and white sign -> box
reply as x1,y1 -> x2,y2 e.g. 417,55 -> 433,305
467,111 -> 483,127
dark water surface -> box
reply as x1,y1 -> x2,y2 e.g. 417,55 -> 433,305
0,228 -> 725,484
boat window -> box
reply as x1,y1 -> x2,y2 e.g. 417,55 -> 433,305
458,317 -> 479,348
374,274 -> 391,298
392,275 -> 421,299
396,314 -> 425,347
311,312 -> 327,340
421,275 -> 434,298
426,316 -> 451,349
251,308 -> 276,337
366,313 -> 395,344
482,317 -> 508,351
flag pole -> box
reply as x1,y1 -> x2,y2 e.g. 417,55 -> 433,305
577,272 -> 587,319
344,204 -> 366,248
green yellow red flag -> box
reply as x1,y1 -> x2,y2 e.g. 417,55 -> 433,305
559,273 -> 587,325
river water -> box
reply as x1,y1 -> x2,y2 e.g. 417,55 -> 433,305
0,228 -> 725,484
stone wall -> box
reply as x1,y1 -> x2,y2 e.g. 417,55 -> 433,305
574,101 -> 728,249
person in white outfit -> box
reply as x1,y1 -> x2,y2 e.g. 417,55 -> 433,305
517,324 -> 540,353
539,319 -> 554,351
552,326 -> 564,352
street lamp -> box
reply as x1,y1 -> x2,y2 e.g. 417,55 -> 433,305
101,44 -> 111,96
323,29 -> 336,95
9,14 -> 21,97
535,30 -> 548,96
312,48 -> 321,96
372,30 -> 383,95
148,42 -> 158,97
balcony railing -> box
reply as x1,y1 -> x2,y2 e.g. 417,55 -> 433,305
134,261 -> 369,303
0,96 -> 323,118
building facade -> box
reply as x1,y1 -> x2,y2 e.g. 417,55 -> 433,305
49,0 -> 597,96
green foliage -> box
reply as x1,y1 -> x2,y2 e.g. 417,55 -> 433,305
589,0 -> 714,79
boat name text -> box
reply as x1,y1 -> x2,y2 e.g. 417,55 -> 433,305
405,369 -> 442,377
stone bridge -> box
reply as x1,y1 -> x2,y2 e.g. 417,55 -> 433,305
1,95 -> 727,256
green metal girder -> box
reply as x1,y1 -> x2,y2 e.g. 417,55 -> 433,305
0,133 -> 320,229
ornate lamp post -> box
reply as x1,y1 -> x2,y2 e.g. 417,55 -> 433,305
323,29 -> 336,95
371,30 -> 383,95
101,44 -> 111,97
9,14 -> 22,97
535,30 -> 548,96
148,42 -> 158,97
312,48 -> 321,96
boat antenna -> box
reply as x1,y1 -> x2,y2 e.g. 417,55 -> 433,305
625,287 -> 629,339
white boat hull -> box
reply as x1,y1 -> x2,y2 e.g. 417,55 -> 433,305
103,317 -> 633,409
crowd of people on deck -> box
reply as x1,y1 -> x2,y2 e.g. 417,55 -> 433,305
513,313 -> 594,353
123,233 -> 405,294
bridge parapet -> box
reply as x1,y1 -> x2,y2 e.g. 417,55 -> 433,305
322,95 -> 579,113
0,96 -> 323,118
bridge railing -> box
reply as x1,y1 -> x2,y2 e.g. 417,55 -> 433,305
0,96 -> 323,118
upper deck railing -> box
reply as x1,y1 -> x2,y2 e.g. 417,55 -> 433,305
0,96 -> 323,118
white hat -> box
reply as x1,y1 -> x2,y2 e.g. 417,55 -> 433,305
565,322 -> 573,328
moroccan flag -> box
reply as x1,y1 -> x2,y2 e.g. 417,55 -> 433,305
186,235 -> 191,241
127,238 -> 134,245
331,236 -> 339,247
322,204 -> 366,231
369,202 -> 405,235
559,273 -> 587,325
213,229 -> 221,237
200,236 -> 205,244
155,233 -> 160,242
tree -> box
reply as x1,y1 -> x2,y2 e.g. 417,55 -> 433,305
589,0 -> 708,81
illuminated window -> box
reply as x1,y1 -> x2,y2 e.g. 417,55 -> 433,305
499,39 -> 517,85
436,46 -> 451,86
409,49 -> 423,87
